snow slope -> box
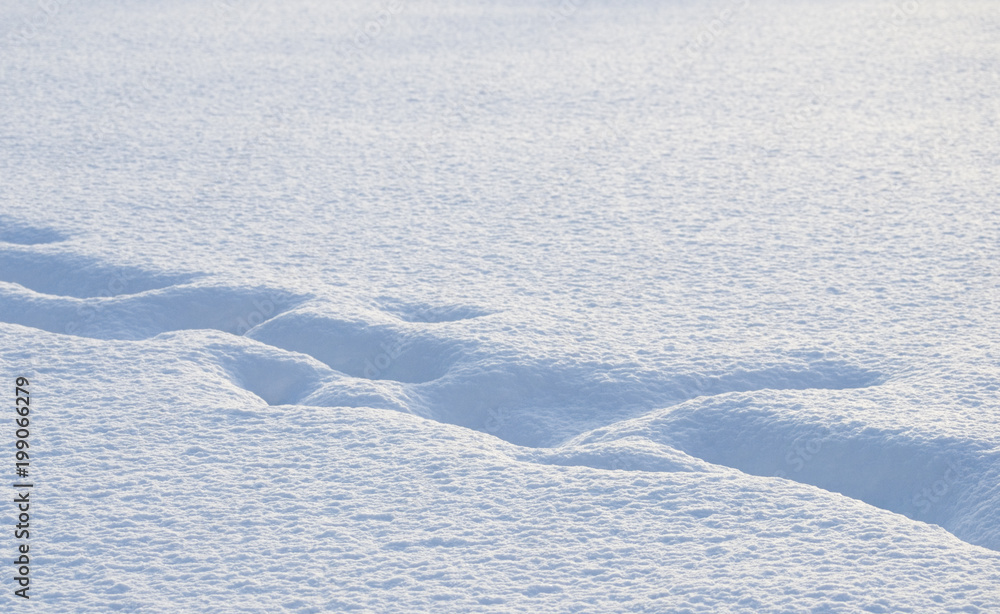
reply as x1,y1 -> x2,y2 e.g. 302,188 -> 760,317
2,0 -> 1000,611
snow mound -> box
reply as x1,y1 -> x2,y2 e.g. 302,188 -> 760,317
300,376 -> 415,413
377,298 -> 494,323
204,333 -> 331,406
571,390 -> 1000,551
0,279 -> 307,339
0,246 -> 191,298
246,308 -> 466,383
520,436 -> 720,473
414,358 -> 884,447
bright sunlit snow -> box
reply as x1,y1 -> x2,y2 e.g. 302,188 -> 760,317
2,0 -> 999,611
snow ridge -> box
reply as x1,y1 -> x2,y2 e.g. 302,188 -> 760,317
3,237 -> 997,555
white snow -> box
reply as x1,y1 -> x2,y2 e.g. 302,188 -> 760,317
2,0 -> 1000,611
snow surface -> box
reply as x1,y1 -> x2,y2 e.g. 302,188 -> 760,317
2,0 -> 1000,611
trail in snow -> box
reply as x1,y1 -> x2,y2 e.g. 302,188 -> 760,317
2,235 -> 998,554
3,0 -> 1000,611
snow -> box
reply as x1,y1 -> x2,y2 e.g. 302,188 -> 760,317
2,0 -> 1000,611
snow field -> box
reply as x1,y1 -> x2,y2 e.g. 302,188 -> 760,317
2,0 -> 1000,611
